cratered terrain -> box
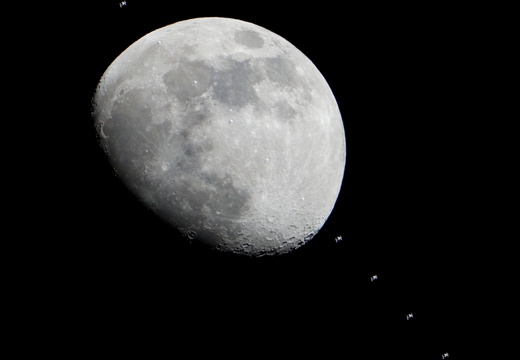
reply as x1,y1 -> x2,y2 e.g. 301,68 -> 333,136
92,17 -> 346,256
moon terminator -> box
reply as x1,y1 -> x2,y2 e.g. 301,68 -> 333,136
92,17 -> 346,256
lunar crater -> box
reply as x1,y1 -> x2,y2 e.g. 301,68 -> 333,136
93,17 -> 346,257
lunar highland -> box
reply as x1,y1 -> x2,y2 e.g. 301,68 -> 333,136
92,17 -> 346,256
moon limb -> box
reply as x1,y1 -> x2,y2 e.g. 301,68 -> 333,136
92,17 -> 346,256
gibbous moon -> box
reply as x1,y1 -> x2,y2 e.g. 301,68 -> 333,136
92,17 -> 346,256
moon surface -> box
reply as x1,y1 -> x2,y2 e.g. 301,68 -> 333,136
92,17 -> 346,256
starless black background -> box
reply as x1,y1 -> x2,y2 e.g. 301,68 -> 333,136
25,1 -> 484,358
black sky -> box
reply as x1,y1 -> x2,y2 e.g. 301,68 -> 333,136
38,1 -> 477,358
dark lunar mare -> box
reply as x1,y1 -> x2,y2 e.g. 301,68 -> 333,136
93,18 -> 346,256
102,59 -> 260,247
